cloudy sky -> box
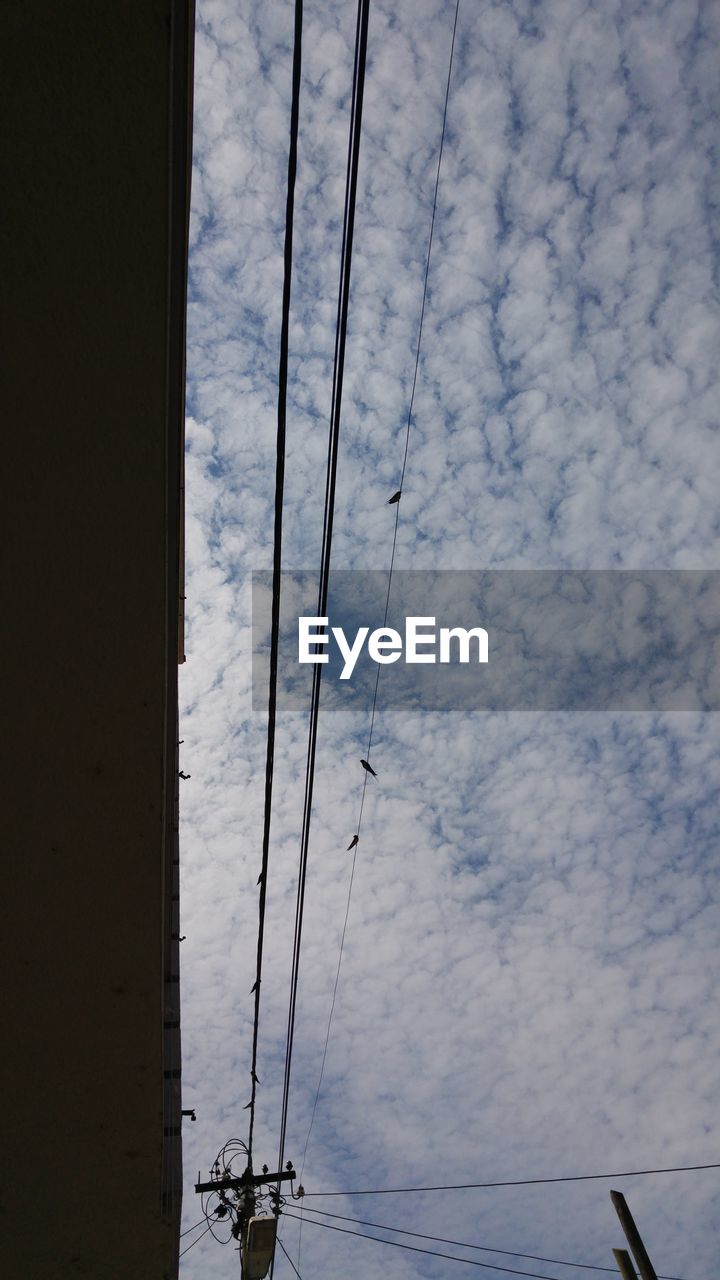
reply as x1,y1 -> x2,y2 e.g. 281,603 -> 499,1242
177,1 -> 719,1276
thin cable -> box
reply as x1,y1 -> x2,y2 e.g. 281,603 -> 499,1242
247,0 -> 304,1164
298,824 -> 360,1180
179,1222 -> 214,1258
395,0 -> 461,500
298,0 -> 462,1183
277,1236 -> 305,1280
277,0 -> 370,1162
283,1212 -> 574,1280
366,0 -> 461,775
302,1161 -> 720,1197
298,1206 -> 691,1280
271,3 -> 371,1270
179,1215 -> 211,1238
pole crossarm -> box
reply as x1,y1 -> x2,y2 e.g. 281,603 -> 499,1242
195,1169 -> 295,1195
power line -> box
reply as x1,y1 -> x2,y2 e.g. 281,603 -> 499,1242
277,1236 -> 305,1279
301,1161 -> 720,1197
283,1211 -> 576,1280
298,1206 -> 692,1280
247,0 -> 304,1164
272,0 -> 372,1249
178,1222 -> 214,1258
179,1215 -> 210,1238
298,0 -> 462,1183
393,0 -> 461,508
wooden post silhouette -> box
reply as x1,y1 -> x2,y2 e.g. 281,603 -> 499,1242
610,1190 -> 658,1280
613,1248 -> 639,1280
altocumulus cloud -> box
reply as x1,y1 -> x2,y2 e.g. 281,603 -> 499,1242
179,1 -> 720,1277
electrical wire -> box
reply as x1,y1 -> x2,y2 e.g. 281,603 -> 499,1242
298,0 -> 462,1187
247,0 -> 304,1165
179,1215 -> 210,1238
195,1138 -> 253,1247
274,0 -> 371,1195
204,1207 -> 236,1246
269,10 -> 371,1280
301,1161 -> 720,1196
277,1236 -> 305,1279
283,1212 -> 576,1280
297,1206 -> 692,1280
179,1222 -> 214,1258
297,821 -> 360,1181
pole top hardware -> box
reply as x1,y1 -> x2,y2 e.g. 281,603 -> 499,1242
194,1167 -> 295,1195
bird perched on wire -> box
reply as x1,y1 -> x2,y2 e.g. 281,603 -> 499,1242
347,834 -> 359,851
388,490 -> 401,504
360,758 -> 377,777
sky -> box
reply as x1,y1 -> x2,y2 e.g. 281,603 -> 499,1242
177,1 -> 720,1277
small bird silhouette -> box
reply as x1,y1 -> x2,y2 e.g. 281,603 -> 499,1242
347,834 -> 359,851
360,758 -> 377,777
388,490 -> 401,504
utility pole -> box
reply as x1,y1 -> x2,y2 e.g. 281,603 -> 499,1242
613,1248 -> 639,1280
195,1164 -> 296,1279
610,1190 -> 658,1280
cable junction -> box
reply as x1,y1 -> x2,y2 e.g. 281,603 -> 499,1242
192,1139 -> 304,1271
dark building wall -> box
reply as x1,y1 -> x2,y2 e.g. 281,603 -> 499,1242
1,3 -> 193,1275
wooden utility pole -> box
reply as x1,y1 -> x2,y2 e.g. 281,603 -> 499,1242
613,1248 -> 639,1280
610,1190 -> 658,1280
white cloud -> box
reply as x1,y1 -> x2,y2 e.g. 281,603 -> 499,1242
179,1 -> 720,1276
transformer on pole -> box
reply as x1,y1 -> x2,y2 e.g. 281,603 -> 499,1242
194,1157 -> 296,1279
